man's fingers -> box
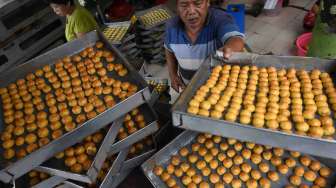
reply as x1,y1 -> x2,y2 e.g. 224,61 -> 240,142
223,47 -> 233,59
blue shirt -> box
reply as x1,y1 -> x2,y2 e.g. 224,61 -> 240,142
164,8 -> 244,81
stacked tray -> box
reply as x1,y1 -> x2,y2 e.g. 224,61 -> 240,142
143,130 -> 336,188
145,77 -> 169,105
135,5 -> 173,65
0,30 -> 151,184
172,54 -> 336,160
33,135 -> 157,188
102,21 -> 144,71
34,103 -> 158,183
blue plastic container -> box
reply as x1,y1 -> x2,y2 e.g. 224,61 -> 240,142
227,4 -> 245,33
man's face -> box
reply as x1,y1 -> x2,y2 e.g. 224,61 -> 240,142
177,0 -> 209,31
50,3 -> 68,16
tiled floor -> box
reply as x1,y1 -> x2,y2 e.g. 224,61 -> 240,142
144,0 -> 316,88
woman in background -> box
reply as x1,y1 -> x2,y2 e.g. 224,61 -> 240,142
46,0 -> 98,41
308,0 -> 336,59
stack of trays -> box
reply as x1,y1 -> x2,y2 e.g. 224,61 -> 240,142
0,31 -> 158,187
135,5 -> 173,65
102,21 -> 143,71
142,54 -> 336,187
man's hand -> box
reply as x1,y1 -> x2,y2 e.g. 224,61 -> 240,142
222,36 -> 245,59
171,74 -> 185,92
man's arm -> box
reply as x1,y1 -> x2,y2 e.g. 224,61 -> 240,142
166,49 -> 185,92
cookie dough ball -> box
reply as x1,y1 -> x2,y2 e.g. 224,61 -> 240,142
191,174 -> 202,184
293,166 -> 305,177
241,163 -> 252,173
223,158 -> 233,168
180,163 -> 190,172
319,167 -> 331,178
246,179 -> 258,188
267,171 -> 279,182
199,182 -> 210,188
242,149 -> 252,159
259,178 -> 271,188
258,162 -> 270,173
3,149 -> 15,159
204,153 -> 213,163
198,147 -> 207,156
171,155 -> 180,166
201,167 -> 211,177
314,177 -> 327,187
179,147 -> 189,157
273,148 -> 284,157
304,170 -> 317,182
231,165 -> 241,176
187,168 -> 197,177
290,151 -> 301,158
231,179 -> 242,188
174,168 -> 183,178
166,178 -> 176,187
160,172 -> 171,182
227,149 -> 236,158
216,166 -> 226,175
239,171 -> 250,182
223,172 -> 233,184
271,156 -> 282,166
285,158 -> 296,168
234,142 -> 243,151
3,139 -> 15,149
153,166 -> 164,176
233,155 -> 244,165
262,151 -> 272,161
214,183 -> 224,188
219,142 -> 229,151
210,173 -> 220,184
309,160 -> 321,171
289,175 -> 301,186
279,164 -> 290,175
209,159 -> 219,169
251,170 -> 262,180
300,156 -> 311,167
251,153 -> 262,164
210,148 -> 219,156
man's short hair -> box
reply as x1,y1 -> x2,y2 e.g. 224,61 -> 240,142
44,0 -> 74,5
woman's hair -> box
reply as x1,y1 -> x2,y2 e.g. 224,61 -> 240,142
45,0 -> 74,5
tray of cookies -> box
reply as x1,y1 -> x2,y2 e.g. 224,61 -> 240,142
36,117 -> 124,184
57,136 -> 156,188
107,103 -> 159,156
0,170 -> 51,188
0,30 -> 151,183
172,53 -> 336,159
135,5 -> 173,30
142,130 -> 336,188
102,21 -> 131,45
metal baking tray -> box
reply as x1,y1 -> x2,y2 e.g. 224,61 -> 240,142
142,130 -> 336,188
35,116 -> 124,184
0,30 -> 151,183
102,21 -> 131,45
100,139 -> 157,188
135,5 -> 173,30
172,54 -> 336,160
107,103 -> 158,156
36,102 -> 157,183
54,137 -> 157,188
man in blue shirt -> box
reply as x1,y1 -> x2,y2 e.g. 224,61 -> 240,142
165,0 -> 245,92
